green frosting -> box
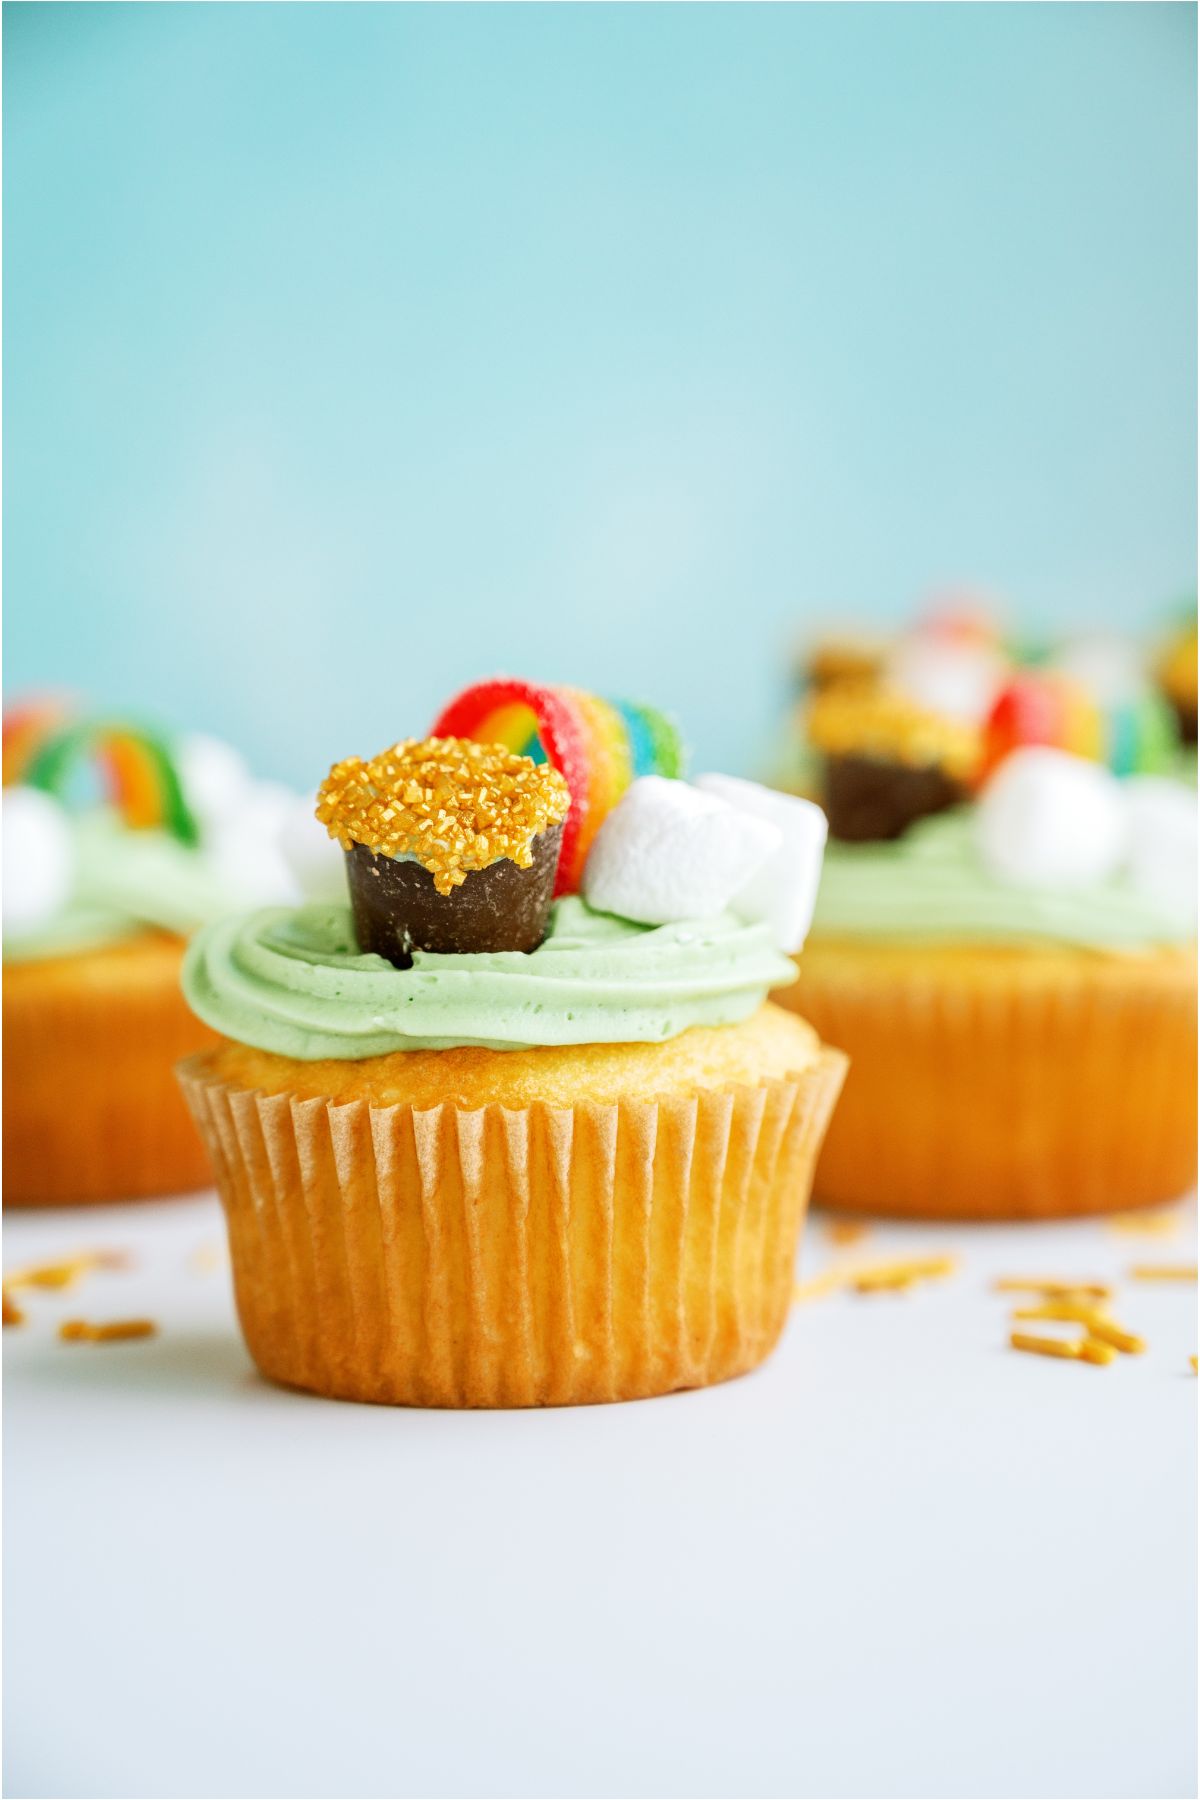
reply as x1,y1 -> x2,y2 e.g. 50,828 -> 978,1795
182,896 -> 798,1059
812,811 -> 1194,952
3,812 -> 245,962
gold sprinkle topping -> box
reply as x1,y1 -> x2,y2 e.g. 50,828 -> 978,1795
806,683 -> 980,780
1011,1329 -> 1116,1365
1012,1301 -> 1146,1355
316,736 -> 570,896
1106,1208 -> 1183,1238
994,1277 -> 1113,1301
59,1318 -> 157,1344
793,1254 -> 957,1302
1128,1264 -> 1197,1283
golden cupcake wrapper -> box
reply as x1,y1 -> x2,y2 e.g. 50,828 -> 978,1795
178,1049 -> 846,1407
783,949 -> 1197,1220
4,945 -> 216,1206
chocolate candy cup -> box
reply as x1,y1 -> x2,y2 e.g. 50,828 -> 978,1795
824,754 -> 965,843
346,824 -> 564,967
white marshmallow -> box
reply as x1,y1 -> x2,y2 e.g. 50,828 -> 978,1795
583,776 -> 781,926
206,781 -> 304,906
886,638 -> 1006,725
3,787 -> 76,935
177,733 -> 253,829
694,773 -> 827,952
1122,777 -> 1198,920
975,747 -> 1126,889
279,789 -> 349,903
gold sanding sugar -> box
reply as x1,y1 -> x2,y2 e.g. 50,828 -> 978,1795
59,1318 -> 157,1344
316,736 -> 571,895
805,683 -> 980,780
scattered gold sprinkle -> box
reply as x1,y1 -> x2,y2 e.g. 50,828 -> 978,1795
825,1218 -> 870,1247
793,1254 -> 957,1303
1106,1209 -> 1183,1239
1077,1337 -> 1119,1367
4,1250 -> 129,1292
995,1277 -> 1113,1301
1190,1356 -> 1197,1374
1011,1330 -> 1084,1363
805,683 -> 980,780
316,736 -> 570,895
3,1291 -> 25,1327
1011,1299 -> 1145,1354
1128,1264 -> 1197,1284
59,1318 -> 157,1344
852,1255 -> 958,1294
188,1243 -> 227,1274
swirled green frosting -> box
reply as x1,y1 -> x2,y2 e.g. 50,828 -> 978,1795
4,813 -> 242,962
812,811 -> 1194,951
182,896 -> 798,1058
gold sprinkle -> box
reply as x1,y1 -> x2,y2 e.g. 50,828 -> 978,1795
316,736 -> 570,895
1077,1337 -> 1119,1367
188,1243 -> 226,1274
1106,1209 -> 1183,1239
1080,1315 -> 1146,1356
995,1277 -> 1113,1301
1128,1265 -> 1197,1284
793,1255 -> 957,1302
1190,1356 -> 1197,1374
3,1291 -> 25,1327
4,1250 -> 130,1292
805,683 -> 980,780
1011,1330 -> 1085,1363
852,1255 -> 958,1294
825,1218 -> 870,1247
59,1318 -> 157,1344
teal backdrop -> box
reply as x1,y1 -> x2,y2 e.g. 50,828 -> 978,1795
4,2 -> 1196,784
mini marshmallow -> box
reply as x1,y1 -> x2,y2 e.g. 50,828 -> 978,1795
177,733 -> 253,829
279,789 -> 349,904
1122,777 -> 1198,920
207,781 -> 304,906
694,773 -> 827,952
886,638 -> 1006,725
3,787 -> 76,935
975,747 -> 1126,889
582,776 -> 781,926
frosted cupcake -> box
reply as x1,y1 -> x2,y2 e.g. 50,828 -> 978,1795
3,703 -> 313,1205
178,681 -> 843,1408
778,668 -> 1196,1220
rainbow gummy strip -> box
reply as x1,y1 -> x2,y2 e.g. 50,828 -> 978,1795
5,706 -> 200,846
432,679 -> 685,893
983,672 -> 1175,781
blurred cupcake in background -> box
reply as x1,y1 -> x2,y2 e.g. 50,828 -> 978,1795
776,648 -> 1196,1220
1153,607 -> 1197,749
179,678 -> 843,1408
3,699 -> 341,1205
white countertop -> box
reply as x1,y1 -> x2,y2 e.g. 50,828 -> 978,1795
5,1192 -> 1196,1800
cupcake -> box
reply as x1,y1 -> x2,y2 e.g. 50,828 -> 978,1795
178,680 -> 844,1408
3,703 -> 316,1205
776,664 -> 1196,1220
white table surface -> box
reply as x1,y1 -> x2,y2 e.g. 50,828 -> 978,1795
4,1190 -> 1196,1800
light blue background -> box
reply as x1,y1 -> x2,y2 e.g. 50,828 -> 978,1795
4,2 -> 1196,785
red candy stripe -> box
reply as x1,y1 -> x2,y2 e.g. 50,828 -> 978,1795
431,679 -> 591,895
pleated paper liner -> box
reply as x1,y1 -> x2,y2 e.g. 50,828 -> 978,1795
4,933 -> 217,1206
178,1048 -> 846,1407
781,939 -> 1198,1220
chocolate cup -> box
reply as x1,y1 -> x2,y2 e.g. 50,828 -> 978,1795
823,753 -> 965,843
345,823 -> 564,967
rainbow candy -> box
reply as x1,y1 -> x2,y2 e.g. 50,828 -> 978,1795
432,679 -> 685,893
3,703 -> 199,846
983,672 -> 1176,782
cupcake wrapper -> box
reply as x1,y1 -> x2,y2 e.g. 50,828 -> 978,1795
783,950 -> 1197,1220
178,1050 -> 846,1407
4,950 -> 216,1206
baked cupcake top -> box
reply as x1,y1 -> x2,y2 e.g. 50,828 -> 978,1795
183,680 -> 828,1059
1,703 -> 322,961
